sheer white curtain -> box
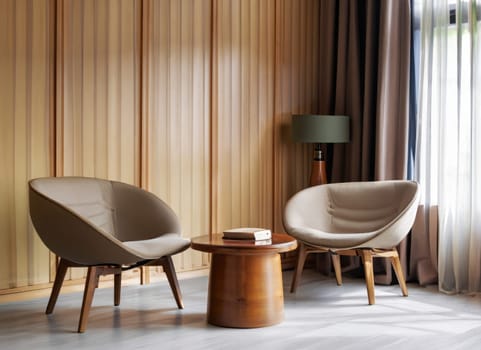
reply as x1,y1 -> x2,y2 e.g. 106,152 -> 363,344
415,0 -> 481,293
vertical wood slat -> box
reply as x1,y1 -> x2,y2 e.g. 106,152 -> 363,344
212,0 -> 276,232
273,0 -> 320,232
57,0 -> 141,280
142,0 -> 211,271
0,0 -> 53,289
209,0 -> 218,236
58,0 -> 140,184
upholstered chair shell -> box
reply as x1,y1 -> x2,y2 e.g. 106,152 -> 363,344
29,177 -> 191,332
283,180 -> 419,305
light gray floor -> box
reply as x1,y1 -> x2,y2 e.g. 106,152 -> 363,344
2,269 -> 481,350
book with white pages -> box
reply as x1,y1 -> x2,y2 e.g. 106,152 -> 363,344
222,227 -> 272,241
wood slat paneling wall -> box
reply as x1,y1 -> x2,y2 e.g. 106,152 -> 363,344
0,0 -> 54,289
57,0 -> 141,184
273,0 -> 320,232
56,0 -> 141,280
142,0 -> 211,271
212,0 -> 276,232
0,0 -> 320,293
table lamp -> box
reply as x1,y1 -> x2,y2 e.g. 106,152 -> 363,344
292,114 -> 350,186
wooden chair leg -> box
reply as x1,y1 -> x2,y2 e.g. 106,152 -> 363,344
78,267 -> 99,333
46,258 -> 69,314
390,249 -> 408,297
359,250 -> 375,305
160,256 -> 184,309
114,272 -> 121,306
331,253 -> 342,286
291,243 -> 308,293
140,266 -> 150,285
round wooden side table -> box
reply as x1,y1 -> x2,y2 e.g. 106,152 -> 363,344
191,233 -> 297,328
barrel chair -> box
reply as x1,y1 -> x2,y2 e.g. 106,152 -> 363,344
283,180 -> 419,305
29,177 -> 191,332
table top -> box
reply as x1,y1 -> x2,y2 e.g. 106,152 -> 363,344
191,233 -> 297,255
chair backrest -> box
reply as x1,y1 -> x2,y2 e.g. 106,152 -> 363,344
29,177 -> 181,265
30,177 -> 117,235
284,180 -> 419,234
325,180 -> 418,233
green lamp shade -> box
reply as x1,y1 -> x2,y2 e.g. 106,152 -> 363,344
292,115 -> 350,143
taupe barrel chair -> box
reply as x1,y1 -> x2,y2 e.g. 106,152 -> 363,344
29,177 -> 191,332
283,180 -> 419,305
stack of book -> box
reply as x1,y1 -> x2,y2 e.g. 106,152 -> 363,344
222,227 -> 272,241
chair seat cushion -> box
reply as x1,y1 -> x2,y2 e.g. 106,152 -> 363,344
289,226 -> 381,249
123,233 -> 191,259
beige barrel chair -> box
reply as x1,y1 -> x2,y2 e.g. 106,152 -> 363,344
29,177 -> 191,332
283,180 -> 419,305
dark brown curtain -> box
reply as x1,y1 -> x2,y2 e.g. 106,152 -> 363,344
317,0 -> 412,284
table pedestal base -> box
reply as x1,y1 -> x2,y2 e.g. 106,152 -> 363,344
207,252 -> 284,328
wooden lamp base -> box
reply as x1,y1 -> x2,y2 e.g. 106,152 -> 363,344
309,143 -> 327,186
309,159 -> 327,186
